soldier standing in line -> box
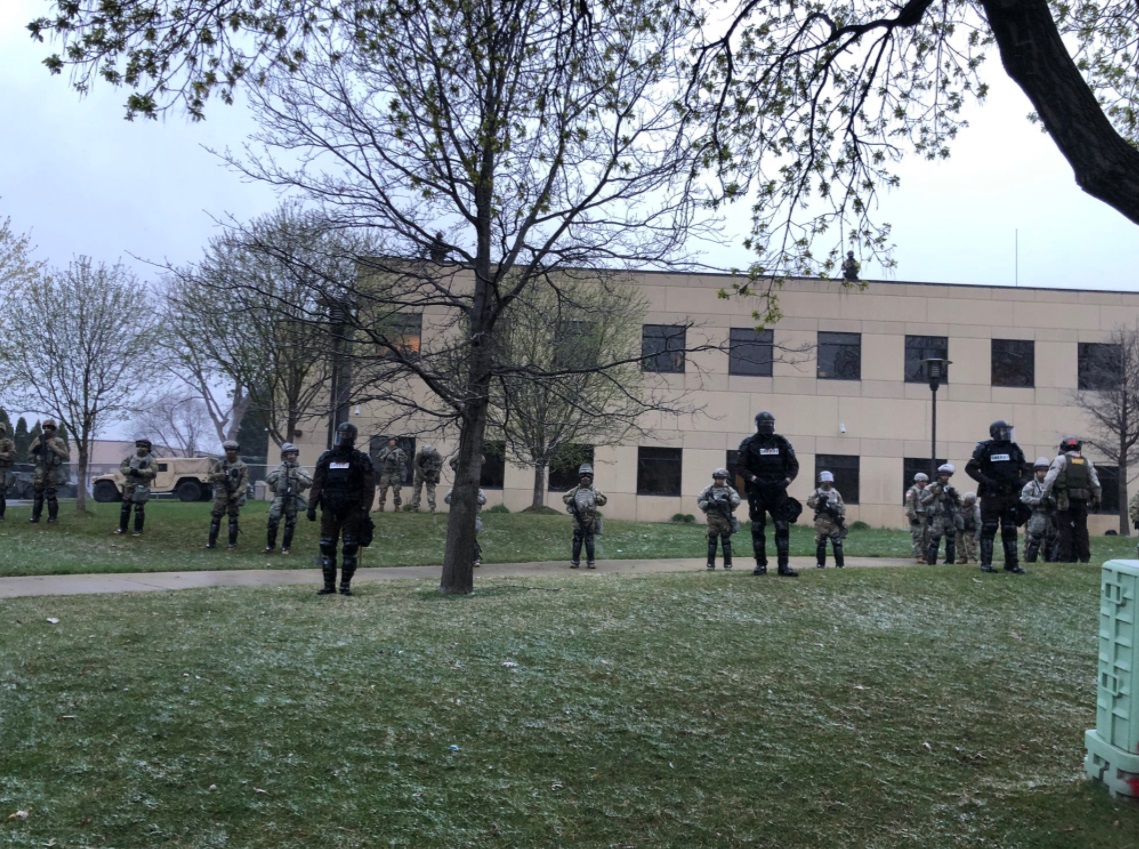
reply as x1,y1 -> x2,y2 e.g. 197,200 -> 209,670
904,472 -> 930,564
1041,436 -> 1102,563
116,439 -> 157,536
307,422 -> 376,595
697,467 -> 742,571
734,410 -> 800,577
375,436 -> 407,512
406,443 -> 443,513
920,463 -> 960,565
806,470 -> 846,569
28,419 -> 68,524
965,419 -> 1028,575
563,464 -> 607,569
264,442 -> 312,555
956,491 -> 981,564
206,439 -> 249,550
1021,457 -> 1058,563
0,421 -> 14,520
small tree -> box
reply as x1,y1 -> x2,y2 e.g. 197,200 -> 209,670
1070,324 -> 1139,535
133,391 -> 215,457
0,257 -> 155,513
13,417 -> 30,463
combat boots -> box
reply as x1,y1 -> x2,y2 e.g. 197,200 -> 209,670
46,497 -> 58,524
816,540 -> 827,569
707,538 -> 718,570
722,539 -> 733,570
1002,534 -> 1025,574
281,523 -> 295,555
979,537 -> 996,573
29,494 -> 44,523
833,541 -> 845,568
227,517 -> 239,549
133,506 -> 145,537
116,502 -> 131,535
206,518 -> 221,549
318,556 -> 337,595
943,538 -> 955,566
265,520 -> 278,554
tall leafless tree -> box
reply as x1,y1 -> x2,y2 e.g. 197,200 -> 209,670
1070,324 -> 1139,536
0,257 -> 154,513
133,390 -> 215,457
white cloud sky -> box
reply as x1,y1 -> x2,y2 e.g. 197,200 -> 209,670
1,0 -> 1136,290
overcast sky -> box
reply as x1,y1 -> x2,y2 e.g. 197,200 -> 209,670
2,0 -> 1136,292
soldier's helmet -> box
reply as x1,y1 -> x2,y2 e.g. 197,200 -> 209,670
1061,436 -> 1082,452
712,467 -> 729,479
578,464 -> 594,478
937,463 -> 955,475
962,491 -> 977,503
42,419 -> 57,430
222,439 -> 240,452
913,472 -> 929,483
989,419 -> 1013,441
335,422 -> 357,448
818,470 -> 834,482
281,442 -> 299,458
754,410 -> 775,435
135,439 -> 152,450
1034,456 -> 1051,470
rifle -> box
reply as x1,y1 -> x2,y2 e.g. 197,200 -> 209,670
708,490 -> 740,533
817,490 -> 847,535
226,465 -> 241,494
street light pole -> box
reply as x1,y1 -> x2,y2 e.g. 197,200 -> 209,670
922,357 -> 952,480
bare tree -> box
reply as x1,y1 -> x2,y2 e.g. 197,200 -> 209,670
157,203 -> 367,449
1070,325 -> 1139,535
133,391 -> 215,457
0,257 -> 154,513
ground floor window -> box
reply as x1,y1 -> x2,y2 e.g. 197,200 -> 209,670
637,447 -> 683,496
815,454 -> 860,504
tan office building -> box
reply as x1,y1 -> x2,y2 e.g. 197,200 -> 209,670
296,272 -> 1138,532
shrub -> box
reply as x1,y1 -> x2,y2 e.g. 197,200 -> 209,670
485,504 -> 511,514
670,513 -> 696,524
520,505 -> 560,515
850,520 -> 870,532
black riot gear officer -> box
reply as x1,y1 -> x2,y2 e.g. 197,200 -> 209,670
734,410 -> 800,576
966,419 -> 1028,575
307,422 -> 375,595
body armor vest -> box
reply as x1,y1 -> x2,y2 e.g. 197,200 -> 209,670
979,441 -> 1023,485
742,435 -> 790,485
1059,455 -> 1092,501
322,451 -> 365,510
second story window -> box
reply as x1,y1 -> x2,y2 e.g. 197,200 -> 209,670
817,332 -> 861,380
642,324 -> 686,373
905,336 -> 949,383
728,328 -> 774,376
991,339 -> 1035,387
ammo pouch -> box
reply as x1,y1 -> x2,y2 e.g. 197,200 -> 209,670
594,515 -> 604,536
730,516 -> 741,534
131,484 -> 151,504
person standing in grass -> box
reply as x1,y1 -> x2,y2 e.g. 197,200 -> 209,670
697,467 -> 741,571
308,422 -> 376,595
28,419 -> 68,524
904,472 -> 930,564
206,440 -> 249,550
806,470 -> 846,568
920,463 -> 961,565
563,464 -> 607,569
0,421 -> 14,521
956,491 -> 981,564
445,486 -> 487,566
264,442 -> 312,555
116,439 -> 157,537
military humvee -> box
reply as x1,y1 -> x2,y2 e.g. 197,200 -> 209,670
92,457 -> 214,502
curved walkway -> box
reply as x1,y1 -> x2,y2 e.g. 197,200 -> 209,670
0,555 -> 922,599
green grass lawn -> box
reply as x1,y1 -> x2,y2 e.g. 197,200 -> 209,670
2,500 -> 1139,578
1,565 -> 1136,847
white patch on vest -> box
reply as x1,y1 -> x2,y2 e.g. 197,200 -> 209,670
990,453 -> 1011,462
759,448 -> 780,455
329,462 -> 350,469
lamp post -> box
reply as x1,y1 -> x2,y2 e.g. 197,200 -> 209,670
324,296 -> 353,449
922,357 -> 952,480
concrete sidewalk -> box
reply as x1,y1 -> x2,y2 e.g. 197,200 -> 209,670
0,556 -> 920,599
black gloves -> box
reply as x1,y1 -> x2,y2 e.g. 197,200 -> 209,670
306,507 -> 317,522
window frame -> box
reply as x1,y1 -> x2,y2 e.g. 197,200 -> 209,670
641,324 -> 687,374
480,440 -> 506,490
548,445 -> 595,492
904,335 -> 950,384
728,327 -> 774,377
816,331 -> 862,381
636,446 -> 683,496
990,338 -> 1035,388
814,454 -> 860,504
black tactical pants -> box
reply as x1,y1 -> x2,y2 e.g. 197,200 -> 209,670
1057,500 -> 1091,563
980,492 -> 1020,568
320,505 -> 367,591
747,489 -> 791,568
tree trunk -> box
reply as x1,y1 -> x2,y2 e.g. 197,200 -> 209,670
531,463 -> 547,509
439,410 -> 487,594
981,0 -> 1139,225
76,442 -> 89,514
1118,455 -> 1129,537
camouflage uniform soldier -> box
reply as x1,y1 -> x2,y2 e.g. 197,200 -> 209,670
920,464 -> 961,565
116,439 -> 158,536
0,422 -> 15,520
563,464 -> 607,569
806,470 -> 846,568
1020,457 -> 1057,563
264,442 -> 312,555
29,419 -> 68,524
308,422 -> 376,595
445,486 -> 488,566
904,473 -> 930,563
1129,491 -> 1139,557
407,444 -> 443,512
206,440 -> 249,549
375,437 -> 407,512
956,492 -> 981,564
697,468 -> 742,571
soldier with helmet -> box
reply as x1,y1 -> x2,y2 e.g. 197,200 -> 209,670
904,472 -> 931,563
1041,436 -> 1101,563
307,422 -> 376,595
957,491 -> 981,564
206,439 -> 249,549
28,419 -> 69,524
0,421 -> 14,520
734,410 -> 800,576
563,464 -> 607,569
806,470 -> 846,569
965,419 -> 1028,574
375,436 -> 408,512
1021,456 -> 1059,563
406,443 -> 444,513
697,467 -> 742,571
116,439 -> 157,536
264,442 -> 312,555
920,463 -> 961,565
